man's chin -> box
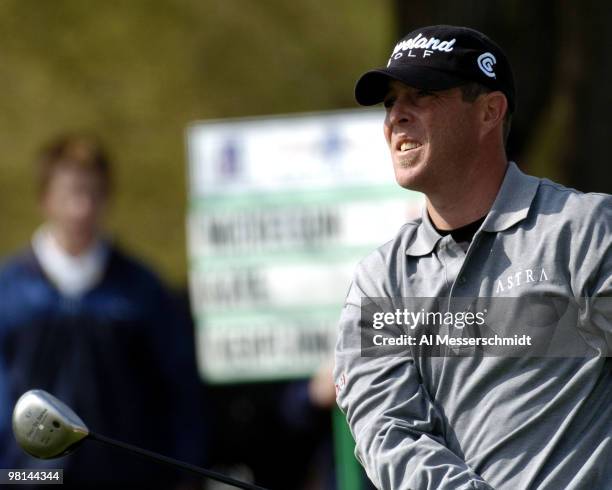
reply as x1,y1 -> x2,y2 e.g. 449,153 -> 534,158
394,166 -> 425,192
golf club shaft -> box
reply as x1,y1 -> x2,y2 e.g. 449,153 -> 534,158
88,431 -> 270,490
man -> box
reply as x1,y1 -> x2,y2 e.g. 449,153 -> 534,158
334,25 -> 611,489
0,135 -> 205,488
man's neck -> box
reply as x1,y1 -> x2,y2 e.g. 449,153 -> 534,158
426,158 -> 508,230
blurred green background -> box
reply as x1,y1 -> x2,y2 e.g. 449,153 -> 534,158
1,0 -> 609,286
0,0 -> 391,285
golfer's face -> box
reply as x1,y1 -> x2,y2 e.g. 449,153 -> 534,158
383,80 -> 480,194
42,166 -> 108,243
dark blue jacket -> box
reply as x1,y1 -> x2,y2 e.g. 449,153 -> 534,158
0,246 -> 205,488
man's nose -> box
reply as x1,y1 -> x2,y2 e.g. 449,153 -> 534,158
387,100 -> 414,125
73,193 -> 100,217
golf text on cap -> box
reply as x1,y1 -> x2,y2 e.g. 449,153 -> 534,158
387,32 -> 456,66
477,52 -> 497,78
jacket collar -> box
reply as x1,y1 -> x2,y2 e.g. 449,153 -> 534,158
405,161 -> 540,256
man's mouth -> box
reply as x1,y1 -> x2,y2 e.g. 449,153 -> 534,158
399,141 -> 422,152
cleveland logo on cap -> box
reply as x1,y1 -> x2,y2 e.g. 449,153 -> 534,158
387,33 -> 456,66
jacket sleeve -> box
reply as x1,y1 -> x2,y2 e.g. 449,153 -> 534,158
145,279 -> 209,467
334,275 -> 492,490
0,264 -> 16,468
0,355 -> 10,468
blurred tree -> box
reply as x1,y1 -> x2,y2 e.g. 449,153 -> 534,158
0,0 -> 392,284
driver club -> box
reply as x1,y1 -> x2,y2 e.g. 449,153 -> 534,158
12,389 -> 269,490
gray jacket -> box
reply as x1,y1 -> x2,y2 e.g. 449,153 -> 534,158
334,162 -> 612,489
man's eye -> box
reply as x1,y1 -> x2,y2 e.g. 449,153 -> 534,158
416,90 -> 434,97
383,97 -> 395,108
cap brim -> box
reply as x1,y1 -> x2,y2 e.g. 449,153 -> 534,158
355,65 -> 469,106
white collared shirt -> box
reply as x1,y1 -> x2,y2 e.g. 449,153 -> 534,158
31,226 -> 109,298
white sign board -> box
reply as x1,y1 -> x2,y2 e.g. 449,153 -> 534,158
186,109 -> 423,383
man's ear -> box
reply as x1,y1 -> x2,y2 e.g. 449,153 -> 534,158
479,91 -> 507,138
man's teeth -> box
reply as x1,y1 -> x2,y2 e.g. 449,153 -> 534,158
400,142 -> 421,151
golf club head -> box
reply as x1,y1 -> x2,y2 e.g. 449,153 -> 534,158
13,389 -> 89,459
